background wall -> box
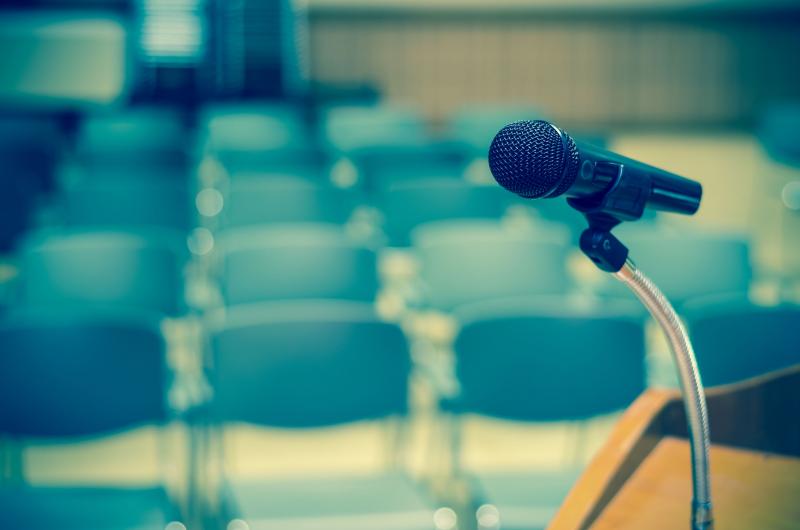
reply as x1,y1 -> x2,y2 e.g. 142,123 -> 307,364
308,7 -> 800,127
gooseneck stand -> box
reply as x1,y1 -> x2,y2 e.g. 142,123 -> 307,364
615,259 -> 713,530
578,223 -> 714,530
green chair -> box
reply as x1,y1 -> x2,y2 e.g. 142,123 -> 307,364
685,296 -> 800,387
17,230 -> 185,317
217,224 -> 378,306
0,310 -> 183,529
413,220 -> 571,310
758,102 -> 800,166
209,301 -> 441,530
450,298 -> 647,530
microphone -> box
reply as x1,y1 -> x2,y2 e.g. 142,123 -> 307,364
488,120 -> 702,220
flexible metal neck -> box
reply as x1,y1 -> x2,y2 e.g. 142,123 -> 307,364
614,259 -> 713,530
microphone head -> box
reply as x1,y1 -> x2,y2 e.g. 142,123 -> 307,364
488,120 -> 580,199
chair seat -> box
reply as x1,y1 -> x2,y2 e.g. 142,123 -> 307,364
224,473 -> 437,530
470,468 -> 584,530
0,485 -> 177,529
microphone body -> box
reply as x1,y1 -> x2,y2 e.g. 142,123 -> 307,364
567,139 -> 702,216
488,120 -> 702,221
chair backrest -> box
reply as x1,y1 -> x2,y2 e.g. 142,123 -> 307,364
218,224 -> 378,305
453,299 -> 646,421
62,177 -> 192,232
18,230 -> 184,317
413,220 -> 572,310
77,107 -> 186,163
352,142 -> 468,192
381,179 -> 510,246
321,105 -> 427,154
223,177 -> 357,227
448,105 -> 543,154
685,298 -> 800,387
601,228 -> 752,305
200,103 -> 310,153
209,301 -> 411,428
0,311 -> 167,438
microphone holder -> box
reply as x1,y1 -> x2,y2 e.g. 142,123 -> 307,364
577,217 -> 714,530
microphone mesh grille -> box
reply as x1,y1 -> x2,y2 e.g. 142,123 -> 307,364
488,120 -> 580,199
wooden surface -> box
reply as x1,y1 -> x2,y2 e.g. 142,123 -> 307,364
590,437 -> 800,530
549,365 -> 800,530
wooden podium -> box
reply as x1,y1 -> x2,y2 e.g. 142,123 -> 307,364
548,365 -> 800,530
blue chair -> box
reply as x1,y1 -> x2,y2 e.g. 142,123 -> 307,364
217,225 -> 378,306
600,228 -> 752,306
450,298 -> 646,530
200,103 -> 318,174
0,311 -> 182,529
209,301 -> 440,530
381,180 -> 510,247
61,176 -> 193,232
222,176 -> 358,228
17,230 -> 185,317
685,297 -> 800,387
413,220 -> 571,310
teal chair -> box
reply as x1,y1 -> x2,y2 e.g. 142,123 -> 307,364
209,301 -> 441,530
685,297 -> 800,387
200,103 -> 319,174
0,311 -> 183,529
17,230 -> 185,317
413,220 -> 571,310
448,105 -> 543,155
381,179 -> 510,246
352,142 -> 469,192
320,104 -> 427,155
450,299 -> 647,530
76,107 -> 187,166
223,176 -> 358,227
61,176 -> 193,232
758,102 -> 800,166
600,228 -> 752,306
217,224 -> 378,306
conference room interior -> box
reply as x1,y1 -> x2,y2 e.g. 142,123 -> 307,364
0,1 -> 799,529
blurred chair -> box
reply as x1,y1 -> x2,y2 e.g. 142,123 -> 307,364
200,103 -> 318,174
450,299 -> 647,530
217,224 -> 378,306
222,176 -> 358,227
76,107 -> 187,166
412,220 -> 571,311
381,180 -> 510,247
448,105 -> 543,156
599,228 -> 752,306
209,301 -> 440,530
0,311 -> 183,529
17,230 -> 184,317
320,104 -> 427,155
684,297 -> 800,387
353,142 -> 469,192
758,102 -> 800,167
0,116 -> 63,251
61,176 -> 193,232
